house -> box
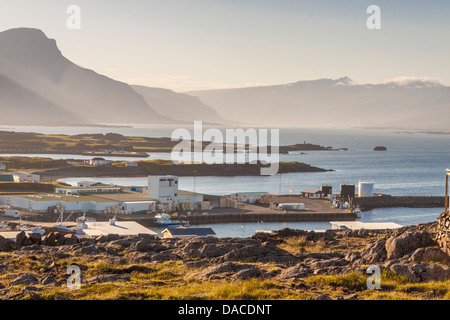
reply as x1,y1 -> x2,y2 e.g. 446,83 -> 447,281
0,163 -> 6,171
161,227 -> 216,239
89,157 -> 108,166
301,189 -> 325,199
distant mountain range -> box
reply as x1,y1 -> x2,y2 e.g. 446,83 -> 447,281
188,77 -> 450,130
1,27 -> 448,130
0,28 -> 229,126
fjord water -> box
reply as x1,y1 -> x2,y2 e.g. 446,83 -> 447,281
53,126 -> 450,197
3,125 -> 448,235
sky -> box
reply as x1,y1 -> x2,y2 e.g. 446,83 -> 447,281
0,0 -> 449,92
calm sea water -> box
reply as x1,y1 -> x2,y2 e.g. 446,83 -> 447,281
2,124 -> 448,235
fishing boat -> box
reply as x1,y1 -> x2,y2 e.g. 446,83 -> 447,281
53,212 -> 95,235
155,213 -> 190,227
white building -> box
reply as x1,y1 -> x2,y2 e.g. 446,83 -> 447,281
89,157 -> 108,166
83,219 -> 157,238
122,201 -> 156,213
0,194 -> 119,213
10,172 -> 40,183
147,176 -> 178,209
55,185 -> 122,195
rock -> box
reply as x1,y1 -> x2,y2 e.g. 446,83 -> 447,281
40,275 -> 57,285
308,294 -> 333,300
64,234 -> 79,245
9,273 -> 39,287
52,252 -> 72,259
232,267 -> 265,280
121,265 -> 154,274
196,262 -> 254,280
361,238 -> 387,263
344,251 -> 361,263
15,231 -> 32,247
95,235 -> 108,243
182,259 -> 210,268
29,233 -> 42,245
385,230 -> 434,260
43,232 -> 57,246
275,263 -> 311,281
307,257 -> 350,269
74,245 -> 99,255
106,234 -> 121,242
389,261 -> 450,282
0,235 -> 14,251
374,146 -> 387,151
131,239 -> 162,252
410,246 -> 449,263
131,252 -> 179,263
84,274 -> 131,284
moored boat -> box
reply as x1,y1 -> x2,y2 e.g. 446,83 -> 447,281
155,213 -> 190,227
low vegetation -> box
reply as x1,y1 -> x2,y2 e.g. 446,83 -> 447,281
0,221 -> 449,300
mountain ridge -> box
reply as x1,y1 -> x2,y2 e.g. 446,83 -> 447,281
0,28 -> 229,126
187,77 -> 450,130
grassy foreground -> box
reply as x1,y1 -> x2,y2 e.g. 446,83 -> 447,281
1,223 -> 449,301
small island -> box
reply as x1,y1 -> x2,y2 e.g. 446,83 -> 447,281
374,146 -> 387,151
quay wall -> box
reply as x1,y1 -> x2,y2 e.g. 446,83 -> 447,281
353,196 -> 445,211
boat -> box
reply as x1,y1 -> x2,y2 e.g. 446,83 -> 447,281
155,213 -> 190,227
53,212 -> 95,235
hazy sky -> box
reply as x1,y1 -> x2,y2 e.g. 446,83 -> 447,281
0,0 -> 449,92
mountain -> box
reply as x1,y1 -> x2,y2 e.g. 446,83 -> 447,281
0,28 -> 176,125
131,85 -> 232,125
187,77 -> 450,130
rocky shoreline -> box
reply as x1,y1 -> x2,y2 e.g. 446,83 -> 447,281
0,220 -> 449,300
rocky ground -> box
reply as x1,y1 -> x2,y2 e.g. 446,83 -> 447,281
0,221 -> 449,300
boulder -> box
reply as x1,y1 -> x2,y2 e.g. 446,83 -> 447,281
389,262 -> 450,282
40,275 -> 57,285
385,230 -> 434,260
275,263 -> 311,281
29,233 -> 42,245
63,234 -> 79,245
15,231 -> 32,247
43,232 -> 58,246
361,238 -> 387,263
410,246 -> 449,263
0,235 -> 13,251
9,273 -> 39,287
